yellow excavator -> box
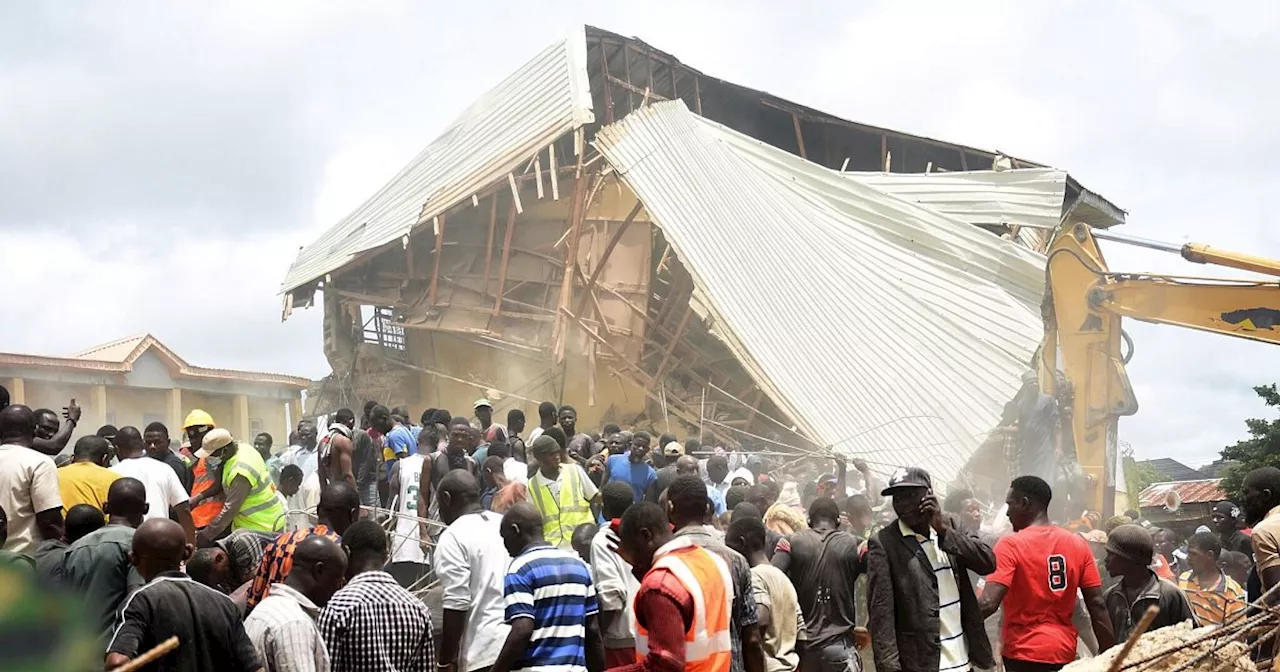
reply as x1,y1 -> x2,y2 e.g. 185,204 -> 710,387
1039,222 -> 1280,516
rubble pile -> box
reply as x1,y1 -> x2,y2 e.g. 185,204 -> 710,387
1062,622 -> 1254,672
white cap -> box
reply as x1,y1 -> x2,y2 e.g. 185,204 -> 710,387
194,428 -> 234,459
473,398 -> 493,410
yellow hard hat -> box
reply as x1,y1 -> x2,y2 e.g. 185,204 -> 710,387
182,409 -> 216,430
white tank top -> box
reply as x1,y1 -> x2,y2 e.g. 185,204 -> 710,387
392,454 -> 427,564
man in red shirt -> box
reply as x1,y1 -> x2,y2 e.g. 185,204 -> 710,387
979,476 -> 1115,672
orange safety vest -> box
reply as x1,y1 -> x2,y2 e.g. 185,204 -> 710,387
635,538 -> 733,672
191,457 -> 224,528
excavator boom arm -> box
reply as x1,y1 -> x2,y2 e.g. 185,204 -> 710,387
1042,223 -> 1280,515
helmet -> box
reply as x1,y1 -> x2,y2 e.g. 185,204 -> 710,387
182,409 -> 216,430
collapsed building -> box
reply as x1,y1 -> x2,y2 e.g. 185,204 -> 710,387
279,25 -> 1124,489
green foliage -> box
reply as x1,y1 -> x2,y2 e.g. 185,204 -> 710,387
1124,456 -> 1164,502
1220,384 -> 1280,501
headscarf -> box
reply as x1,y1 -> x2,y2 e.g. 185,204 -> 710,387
765,501 -> 808,537
777,482 -> 803,512
728,467 -> 755,487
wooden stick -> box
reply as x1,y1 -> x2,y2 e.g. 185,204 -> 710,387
492,201 -> 517,317
428,214 -> 444,306
792,113 -> 807,159
110,636 -> 180,672
600,40 -> 614,124
482,195 -> 497,296
1106,605 -> 1160,672
549,142 -> 560,201
573,200 -> 642,319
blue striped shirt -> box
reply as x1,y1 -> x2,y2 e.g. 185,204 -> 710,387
504,545 -> 599,672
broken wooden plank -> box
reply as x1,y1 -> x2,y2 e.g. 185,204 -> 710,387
428,215 -> 444,305
492,202 -> 517,317
507,173 -> 523,214
548,142 -> 560,201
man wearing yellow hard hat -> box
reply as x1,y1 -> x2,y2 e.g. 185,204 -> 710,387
182,409 -> 226,531
194,427 -> 285,546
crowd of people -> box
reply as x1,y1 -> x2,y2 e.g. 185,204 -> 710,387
2,382 -> 1280,672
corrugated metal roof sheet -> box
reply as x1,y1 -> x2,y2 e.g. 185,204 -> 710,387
595,100 -> 1045,488
1138,479 -> 1227,509
280,28 -> 595,294
845,168 -> 1069,234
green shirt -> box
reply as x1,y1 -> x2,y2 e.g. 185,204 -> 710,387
61,524 -> 145,638
0,549 -> 34,576
0,558 -> 99,671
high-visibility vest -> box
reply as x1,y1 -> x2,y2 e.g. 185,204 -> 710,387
221,443 -> 285,533
190,457 -> 223,528
529,465 -> 594,548
636,538 -> 733,672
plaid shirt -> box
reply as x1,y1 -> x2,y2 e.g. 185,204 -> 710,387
248,525 -> 338,608
674,526 -> 759,672
318,570 -> 435,672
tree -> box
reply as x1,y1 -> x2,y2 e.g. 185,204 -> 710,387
1219,384 -> 1280,501
1124,456 -> 1164,505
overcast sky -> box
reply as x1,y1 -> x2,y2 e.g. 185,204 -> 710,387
3,1 -> 1277,468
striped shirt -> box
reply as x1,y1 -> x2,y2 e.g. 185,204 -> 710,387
899,520 -> 970,672
245,583 -> 330,671
1177,570 -> 1246,626
504,544 -> 599,672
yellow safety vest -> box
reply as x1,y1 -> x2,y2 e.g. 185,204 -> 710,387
222,443 -> 285,533
530,465 -> 594,548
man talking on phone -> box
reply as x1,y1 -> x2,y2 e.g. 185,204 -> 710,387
867,467 -> 996,672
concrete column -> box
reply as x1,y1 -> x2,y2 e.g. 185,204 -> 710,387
233,394 -> 250,442
4,377 -> 24,405
167,388 -> 183,435
89,385 -> 108,432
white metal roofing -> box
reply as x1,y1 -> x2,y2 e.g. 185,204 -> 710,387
845,168 -> 1124,251
595,100 -> 1048,488
280,28 -> 595,294
846,168 -> 1069,230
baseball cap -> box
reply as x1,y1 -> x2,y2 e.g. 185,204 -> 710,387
194,428 -> 235,459
473,398 -> 493,410
662,441 -> 684,457
881,466 -> 932,496
1213,501 -> 1241,520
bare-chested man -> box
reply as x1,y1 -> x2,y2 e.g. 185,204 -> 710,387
319,409 -> 380,508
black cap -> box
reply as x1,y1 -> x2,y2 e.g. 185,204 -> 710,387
1213,501 -> 1241,520
881,466 -> 932,496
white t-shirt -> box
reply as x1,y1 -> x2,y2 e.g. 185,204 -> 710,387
433,510 -> 512,672
111,456 -> 189,521
590,525 -> 639,648
0,444 -> 62,555
285,472 -> 321,532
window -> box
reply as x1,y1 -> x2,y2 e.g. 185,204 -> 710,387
250,418 -> 264,434
361,306 -> 407,351
105,412 -> 116,427
142,413 -> 165,428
